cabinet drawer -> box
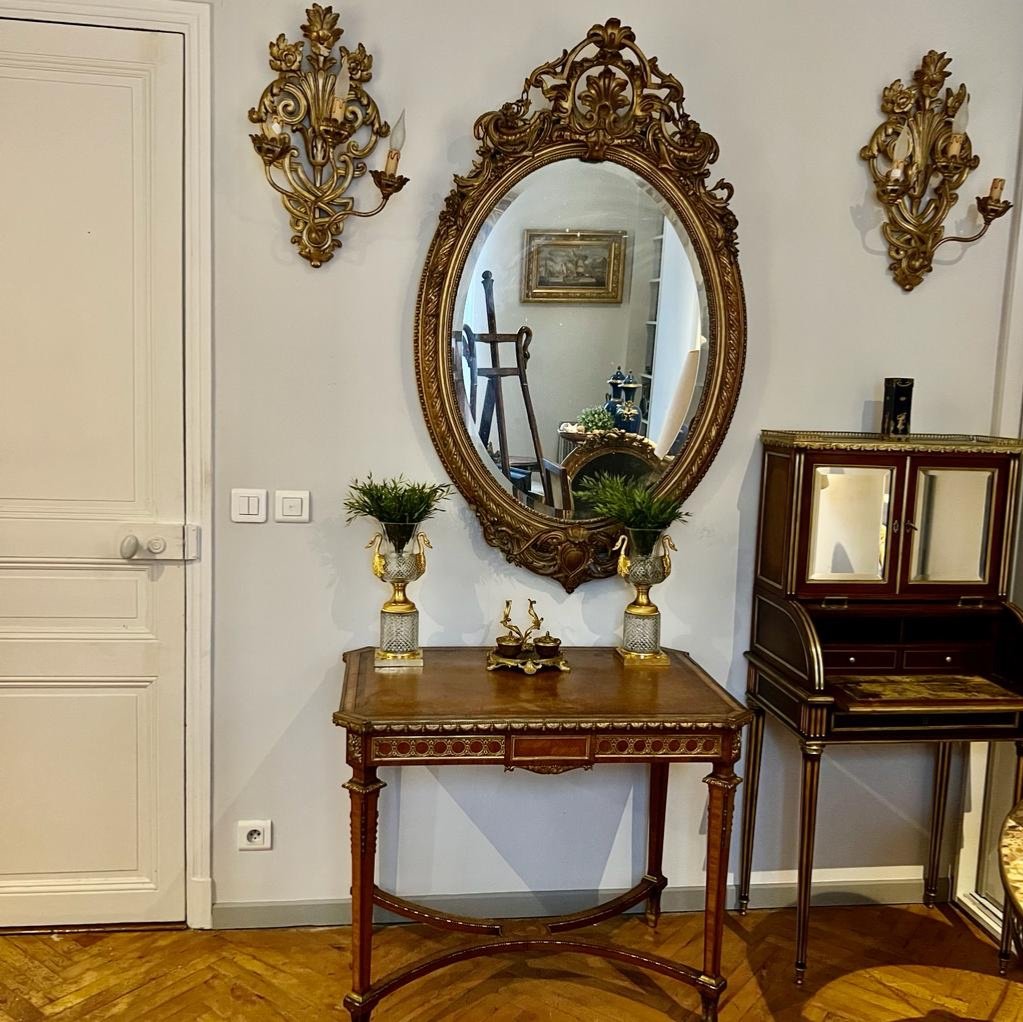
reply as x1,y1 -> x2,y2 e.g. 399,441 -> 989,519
903,649 -> 963,670
823,648 -> 898,670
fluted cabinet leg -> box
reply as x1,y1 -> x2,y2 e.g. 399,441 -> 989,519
343,763 -> 385,1021
644,761 -> 670,928
795,741 -> 824,986
700,760 -> 741,1022
999,741 -> 1023,975
924,742 -> 953,908
738,697 -> 765,916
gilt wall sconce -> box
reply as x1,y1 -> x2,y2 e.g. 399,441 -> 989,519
248,5 -> 408,267
860,50 -> 1012,291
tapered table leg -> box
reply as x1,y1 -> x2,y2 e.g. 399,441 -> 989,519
644,761 -> 670,928
738,694 -> 765,916
999,741 -> 1023,975
924,743 -> 953,908
795,741 -> 824,986
343,763 -> 385,1021
700,760 -> 741,1021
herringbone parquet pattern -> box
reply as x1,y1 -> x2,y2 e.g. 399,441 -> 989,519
0,905 -> 1020,1021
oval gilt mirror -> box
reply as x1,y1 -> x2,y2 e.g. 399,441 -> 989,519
415,19 -> 746,590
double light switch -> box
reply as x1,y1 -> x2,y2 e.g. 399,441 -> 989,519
231,489 -> 310,523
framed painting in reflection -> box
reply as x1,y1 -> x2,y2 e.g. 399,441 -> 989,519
521,229 -> 627,304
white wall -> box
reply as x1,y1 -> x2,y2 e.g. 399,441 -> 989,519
211,0 -> 1023,908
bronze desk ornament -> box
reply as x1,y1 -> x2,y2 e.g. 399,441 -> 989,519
487,599 -> 570,675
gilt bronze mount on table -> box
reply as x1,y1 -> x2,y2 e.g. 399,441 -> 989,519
248,4 -> 408,267
487,600 -> 570,675
860,50 -> 1011,291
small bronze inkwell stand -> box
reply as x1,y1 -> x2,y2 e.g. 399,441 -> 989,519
487,599 -> 570,675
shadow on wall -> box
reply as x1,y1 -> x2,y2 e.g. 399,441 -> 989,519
377,763 -> 648,899
214,662 -> 349,899
727,441 -> 937,880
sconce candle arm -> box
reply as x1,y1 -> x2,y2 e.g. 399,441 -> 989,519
934,222 -> 992,250
934,195 -> 1014,250
348,195 -> 389,219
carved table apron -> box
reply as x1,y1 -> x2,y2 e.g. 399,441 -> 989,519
334,646 -> 751,1021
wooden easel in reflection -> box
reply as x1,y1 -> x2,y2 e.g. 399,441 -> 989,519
461,270 -> 553,504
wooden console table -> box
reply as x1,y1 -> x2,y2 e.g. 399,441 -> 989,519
334,646 -> 751,1021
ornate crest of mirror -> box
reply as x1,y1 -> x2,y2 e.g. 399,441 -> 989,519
415,18 -> 746,591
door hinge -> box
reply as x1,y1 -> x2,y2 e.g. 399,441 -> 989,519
184,524 -> 201,561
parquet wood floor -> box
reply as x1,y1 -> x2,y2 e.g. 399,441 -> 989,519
1,905 -> 1020,1021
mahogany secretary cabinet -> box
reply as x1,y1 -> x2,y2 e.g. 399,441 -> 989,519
738,430 -> 1023,983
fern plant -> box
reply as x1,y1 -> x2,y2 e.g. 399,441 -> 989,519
344,475 -> 451,551
574,473 -> 689,554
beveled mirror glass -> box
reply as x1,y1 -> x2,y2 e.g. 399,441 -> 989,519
909,468 -> 994,583
808,466 -> 893,582
453,161 -> 708,518
415,19 -> 746,589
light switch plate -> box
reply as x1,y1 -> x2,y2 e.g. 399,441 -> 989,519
274,490 -> 310,522
231,488 -> 267,523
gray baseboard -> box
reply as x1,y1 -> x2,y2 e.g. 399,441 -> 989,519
211,876 -> 947,930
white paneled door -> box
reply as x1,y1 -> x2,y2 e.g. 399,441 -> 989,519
0,19 -> 187,925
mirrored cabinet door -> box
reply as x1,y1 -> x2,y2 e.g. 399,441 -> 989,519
802,462 -> 899,592
903,460 -> 1008,593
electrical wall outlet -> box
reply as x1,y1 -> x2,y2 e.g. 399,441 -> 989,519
237,819 -> 273,851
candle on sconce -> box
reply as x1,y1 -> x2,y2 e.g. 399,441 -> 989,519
948,94 -> 968,158
385,108 -> 406,176
990,178 -> 1006,202
890,122 -> 912,181
331,56 -> 350,123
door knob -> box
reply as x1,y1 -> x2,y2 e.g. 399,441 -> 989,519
116,525 -> 197,562
120,535 -> 167,558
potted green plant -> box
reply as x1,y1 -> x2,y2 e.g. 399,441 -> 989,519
575,473 -> 688,666
577,406 -> 616,433
574,473 -> 689,554
343,475 -> 452,553
344,476 -> 452,669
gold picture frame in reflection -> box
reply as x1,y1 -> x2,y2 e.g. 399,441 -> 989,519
521,229 -> 626,304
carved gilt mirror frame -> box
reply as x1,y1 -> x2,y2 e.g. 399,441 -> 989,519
414,19 -> 746,591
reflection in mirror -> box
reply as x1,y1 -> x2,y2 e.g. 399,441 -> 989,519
910,469 -> 994,582
808,466 -> 893,581
451,160 -> 707,519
